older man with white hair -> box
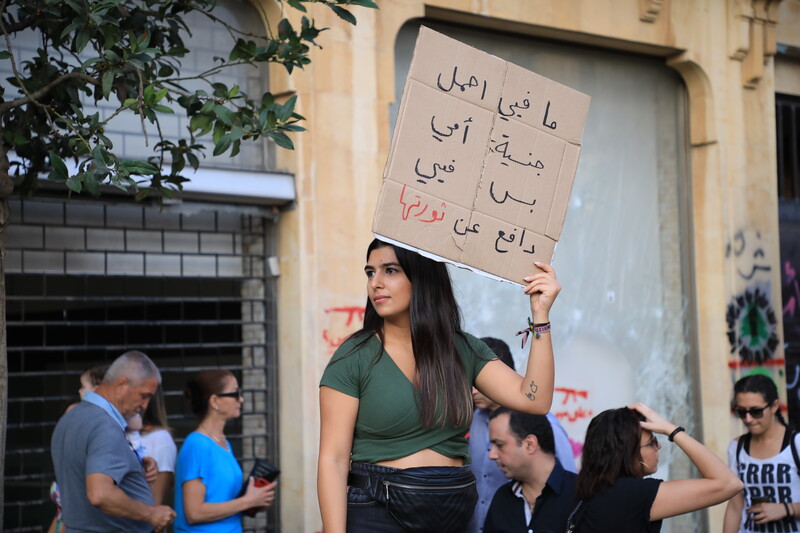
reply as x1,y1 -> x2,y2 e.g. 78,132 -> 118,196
52,350 -> 176,532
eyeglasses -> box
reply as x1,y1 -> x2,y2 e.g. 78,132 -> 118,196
216,388 -> 243,399
640,435 -> 660,449
734,405 -> 770,419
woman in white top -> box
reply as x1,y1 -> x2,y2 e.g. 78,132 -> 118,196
723,374 -> 800,533
141,384 -> 177,506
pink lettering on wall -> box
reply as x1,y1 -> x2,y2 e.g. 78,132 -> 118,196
322,306 -> 365,354
553,387 -> 594,429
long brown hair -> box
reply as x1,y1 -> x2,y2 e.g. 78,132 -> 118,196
143,384 -> 171,432
576,407 -> 647,499
345,239 -> 474,429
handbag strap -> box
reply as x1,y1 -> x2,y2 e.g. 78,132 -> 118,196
565,500 -> 585,533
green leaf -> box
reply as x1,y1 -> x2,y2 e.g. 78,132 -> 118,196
286,0 -> 307,12
0,50 -> 10,59
229,127 -> 245,142
213,105 -> 235,126
60,22 -> 81,41
277,95 -> 298,122
49,152 -> 69,177
171,156 -> 185,174
101,70 -> 115,99
81,57 -> 102,70
119,160 -> 159,175
329,5 -> 357,25
189,114 -> 213,135
153,105 -> 174,114
85,171 -> 102,197
268,131 -> 294,150
212,121 -> 225,144
277,18 -> 293,40
66,176 -> 83,193
347,0 -> 379,8
76,29 -> 91,53
92,146 -> 110,169
187,153 -> 200,171
213,135 -> 232,156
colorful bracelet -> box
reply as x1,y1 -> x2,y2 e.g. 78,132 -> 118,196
515,317 -> 551,348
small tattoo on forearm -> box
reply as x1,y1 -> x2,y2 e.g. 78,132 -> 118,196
526,381 -> 538,401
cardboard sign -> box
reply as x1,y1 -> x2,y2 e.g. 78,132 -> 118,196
373,27 -> 590,285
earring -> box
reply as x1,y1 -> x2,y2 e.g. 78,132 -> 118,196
213,405 -> 219,411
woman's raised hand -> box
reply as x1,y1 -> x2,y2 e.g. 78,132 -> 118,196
629,402 -> 678,436
522,262 -> 561,322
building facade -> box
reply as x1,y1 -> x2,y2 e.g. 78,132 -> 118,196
4,1 -> 800,532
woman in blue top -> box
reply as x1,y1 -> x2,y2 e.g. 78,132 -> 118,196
318,238 -> 561,533
175,369 -> 276,532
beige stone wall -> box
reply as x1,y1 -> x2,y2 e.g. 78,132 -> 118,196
777,0 -> 800,95
265,1 -> 792,530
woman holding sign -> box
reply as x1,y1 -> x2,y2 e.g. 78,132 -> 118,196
317,238 -> 560,532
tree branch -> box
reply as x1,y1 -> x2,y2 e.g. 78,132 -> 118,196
0,72 -> 100,115
5,12 -> 37,34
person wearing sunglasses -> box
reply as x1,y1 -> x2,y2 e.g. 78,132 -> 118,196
723,374 -> 800,533
567,403 -> 742,532
174,369 -> 276,532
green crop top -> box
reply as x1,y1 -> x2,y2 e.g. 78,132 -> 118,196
319,332 -> 495,463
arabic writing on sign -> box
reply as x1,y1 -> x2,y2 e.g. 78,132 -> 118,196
489,181 -> 536,214
542,100 -> 557,130
414,158 -> 455,185
436,65 -> 488,100
430,116 -> 473,144
498,92 -> 531,121
399,184 -> 446,223
453,218 -> 480,236
494,227 -> 535,255
490,134 -> 545,169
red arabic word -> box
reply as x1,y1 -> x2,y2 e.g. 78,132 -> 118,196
399,184 -> 446,223
554,387 -> 589,405
554,407 -> 594,423
322,306 -> 366,354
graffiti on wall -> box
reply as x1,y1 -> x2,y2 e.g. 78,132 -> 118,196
779,209 -> 800,427
726,229 -> 779,364
322,305 -> 365,355
552,386 -> 592,458
726,228 -> 786,427
726,287 -> 779,363
726,230 -> 772,281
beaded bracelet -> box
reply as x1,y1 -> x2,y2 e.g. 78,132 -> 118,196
515,317 -> 551,348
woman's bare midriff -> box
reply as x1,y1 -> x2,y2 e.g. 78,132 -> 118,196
375,448 -> 464,469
